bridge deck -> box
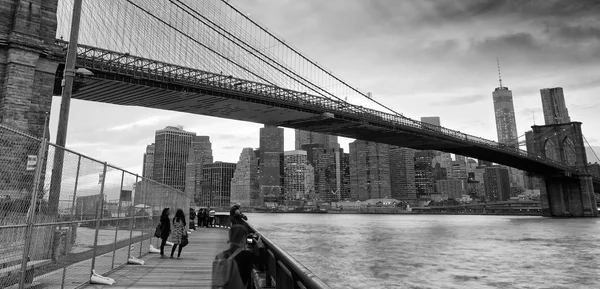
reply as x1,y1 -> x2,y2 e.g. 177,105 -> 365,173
83,227 -> 229,289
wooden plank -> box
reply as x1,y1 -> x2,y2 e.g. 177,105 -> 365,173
81,227 -> 230,288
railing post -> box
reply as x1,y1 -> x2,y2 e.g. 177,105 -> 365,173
18,117 -> 48,289
111,171 -> 125,269
90,163 -> 107,279
127,175 -> 139,259
138,179 -> 147,257
60,155 -> 81,289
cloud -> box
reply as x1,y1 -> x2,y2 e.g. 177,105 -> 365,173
431,95 -> 485,107
472,33 -> 540,53
107,115 -> 181,131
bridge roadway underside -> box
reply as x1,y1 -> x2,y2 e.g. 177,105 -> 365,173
54,72 -> 600,189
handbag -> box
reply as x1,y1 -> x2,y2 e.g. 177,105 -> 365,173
181,232 -> 189,247
154,223 -> 162,238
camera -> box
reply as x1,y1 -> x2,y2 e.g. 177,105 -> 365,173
246,233 -> 259,245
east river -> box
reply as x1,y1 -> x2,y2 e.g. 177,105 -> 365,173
247,213 -> 600,289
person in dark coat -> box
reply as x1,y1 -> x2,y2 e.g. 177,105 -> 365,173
159,208 -> 171,259
198,209 -> 205,228
218,225 -> 261,288
229,203 -> 248,226
189,208 -> 196,230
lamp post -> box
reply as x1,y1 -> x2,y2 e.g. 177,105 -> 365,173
49,0 -> 83,215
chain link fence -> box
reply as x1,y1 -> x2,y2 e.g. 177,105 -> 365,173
0,123 -> 190,288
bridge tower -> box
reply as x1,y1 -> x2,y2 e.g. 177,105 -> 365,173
0,0 -> 62,135
0,1 -> 62,201
530,122 -> 598,217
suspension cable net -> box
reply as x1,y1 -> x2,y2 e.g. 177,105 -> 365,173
56,0 -> 399,115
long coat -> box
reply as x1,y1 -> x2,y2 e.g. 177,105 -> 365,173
160,215 -> 171,240
168,218 -> 185,244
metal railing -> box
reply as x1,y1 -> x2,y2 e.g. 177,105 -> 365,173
0,123 -> 190,289
55,40 -> 579,175
211,215 -> 331,288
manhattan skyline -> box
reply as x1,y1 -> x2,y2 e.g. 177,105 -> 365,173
48,0 -> 600,175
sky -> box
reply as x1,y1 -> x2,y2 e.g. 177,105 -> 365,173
49,0 -> 600,179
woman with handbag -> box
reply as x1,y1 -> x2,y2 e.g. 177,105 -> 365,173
159,208 -> 171,259
169,208 -> 187,259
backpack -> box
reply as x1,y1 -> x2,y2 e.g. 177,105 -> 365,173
154,223 -> 162,238
212,248 -> 245,289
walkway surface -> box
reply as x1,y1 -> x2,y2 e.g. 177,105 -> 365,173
83,227 -> 230,288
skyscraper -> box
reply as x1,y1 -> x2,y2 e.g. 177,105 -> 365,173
201,162 -> 236,207
540,87 -> 571,125
295,129 -> 339,150
420,116 -> 441,127
484,166 -> 511,202
230,148 -> 260,207
259,125 -> 284,205
389,146 -> 416,201
414,150 -> 436,198
349,140 -> 391,201
153,126 -> 195,191
492,62 -> 518,147
185,136 -> 213,205
142,144 -> 155,179
283,150 -> 314,201
340,152 -> 351,201
301,145 -> 343,202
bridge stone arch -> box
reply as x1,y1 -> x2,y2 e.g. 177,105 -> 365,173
543,139 -> 559,162
531,122 -> 588,171
530,122 -> 597,217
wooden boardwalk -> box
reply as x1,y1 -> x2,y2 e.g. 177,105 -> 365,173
83,227 -> 230,289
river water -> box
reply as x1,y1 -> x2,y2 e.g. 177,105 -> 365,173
246,213 -> 600,289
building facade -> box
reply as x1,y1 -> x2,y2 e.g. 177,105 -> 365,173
283,150 -> 314,201
493,86 -> 519,147
414,150 -> 436,198
540,87 -> 571,125
185,136 -> 213,204
349,140 -> 391,201
201,162 -> 236,207
389,146 -> 416,201
142,144 -> 155,179
484,166 -> 511,202
153,126 -> 195,192
436,179 -> 466,199
230,148 -> 260,208
259,125 -> 284,205
295,129 -> 339,150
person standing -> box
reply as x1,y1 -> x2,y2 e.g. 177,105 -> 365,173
169,208 -> 187,259
229,203 -> 248,226
208,207 -> 215,228
159,208 -> 171,259
189,207 -> 196,230
212,225 -> 261,288
198,209 -> 206,228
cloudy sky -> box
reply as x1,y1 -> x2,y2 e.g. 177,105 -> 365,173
49,0 -> 600,177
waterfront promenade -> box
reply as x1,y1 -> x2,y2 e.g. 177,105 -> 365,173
83,227 -> 229,288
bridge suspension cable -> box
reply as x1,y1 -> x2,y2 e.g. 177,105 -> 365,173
219,0 -> 407,118
583,134 -> 600,163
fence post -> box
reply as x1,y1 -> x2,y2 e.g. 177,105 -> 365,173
18,118 -> 48,289
111,171 -> 125,269
138,178 -> 146,257
90,162 -> 107,280
60,155 -> 82,289
127,175 -> 138,259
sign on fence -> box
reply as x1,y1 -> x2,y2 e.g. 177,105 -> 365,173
26,155 -> 37,171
